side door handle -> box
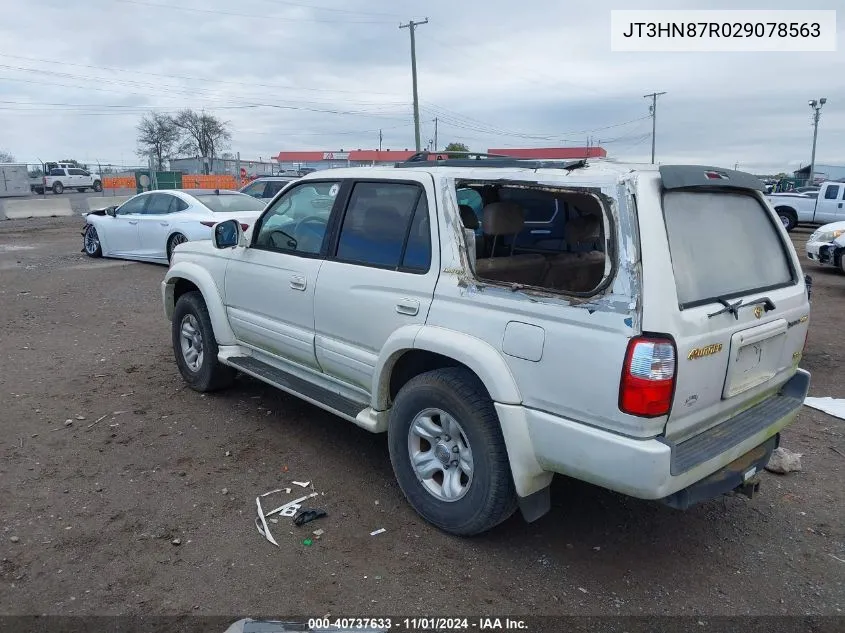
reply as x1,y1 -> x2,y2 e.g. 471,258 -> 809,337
395,299 -> 419,316
128,220 -> 138,225
160,222 -> 169,226
289,275 -> 307,291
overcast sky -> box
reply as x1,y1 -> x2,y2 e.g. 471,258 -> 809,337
1,0 -> 843,173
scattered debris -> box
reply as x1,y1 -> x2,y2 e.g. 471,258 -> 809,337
312,529 -> 324,537
10,536 -> 20,543
578,587 -> 588,594
830,447 -> 845,459
765,447 -> 803,474
302,538 -> 313,547
221,488 -> 229,495
87,414 -> 108,429
260,488 -> 285,497
75,415 -> 85,420
292,481 -> 310,488
829,554 -> 845,564
803,397 -> 845,421
293,508 -> 327,527
171,538 -> 181,546
374,500 -> 380,506
225,451 -> 231,457
285,488 -> 291,494
282,465 -> 289,473
266,493 -> 318,518
64,419 -> 73,427
256,496 -> 279,547
370,528 -> 386,536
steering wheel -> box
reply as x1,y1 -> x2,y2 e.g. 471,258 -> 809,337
294,215 -> 327,237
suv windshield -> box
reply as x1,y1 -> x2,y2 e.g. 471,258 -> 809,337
662,190 -> 795,308
195,193 -> 266,213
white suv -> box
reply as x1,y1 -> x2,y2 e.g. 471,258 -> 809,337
162,156 -> 811,535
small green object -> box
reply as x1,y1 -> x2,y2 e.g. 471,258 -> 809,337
302,538 -> 313,546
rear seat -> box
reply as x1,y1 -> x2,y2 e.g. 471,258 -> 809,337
542,214 -> 606,292
474,201 -> 546,285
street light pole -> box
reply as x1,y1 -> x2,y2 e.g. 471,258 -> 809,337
400,18 -> 429,152
807,97 -> 827,186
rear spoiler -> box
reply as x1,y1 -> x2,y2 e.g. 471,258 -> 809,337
659,165 -> 765,192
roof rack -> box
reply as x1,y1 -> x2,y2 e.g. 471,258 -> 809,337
395,151 -> 588,171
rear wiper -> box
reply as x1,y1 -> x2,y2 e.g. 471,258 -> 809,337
707,296 -> 776,320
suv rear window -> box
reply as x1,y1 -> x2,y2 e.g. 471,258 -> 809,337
662,191 -> 795,307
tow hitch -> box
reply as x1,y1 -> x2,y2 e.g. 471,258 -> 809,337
733,476 -> 761,500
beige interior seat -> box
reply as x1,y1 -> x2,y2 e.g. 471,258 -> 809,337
543,213 -> 607,292
474,201 -> 546,285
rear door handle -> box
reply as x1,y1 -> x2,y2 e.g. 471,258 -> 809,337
289,275 -> 306,291
395,299 -> 419,316
160,222 -> 169,226
128,220 -> 138,225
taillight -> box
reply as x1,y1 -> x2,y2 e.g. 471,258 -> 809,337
619,336 -> 676,417
200,221 -> 216,227
240,223 -> 249,231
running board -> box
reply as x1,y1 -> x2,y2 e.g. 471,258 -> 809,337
226,356 -> 367,421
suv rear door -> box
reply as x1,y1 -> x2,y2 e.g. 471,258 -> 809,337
313,176 -> 439,392
639,166 -> 809,443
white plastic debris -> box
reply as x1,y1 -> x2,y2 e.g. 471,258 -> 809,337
370,528 -> 386,536
804,397 -> 845,421
292,481 -> 310,488
312,529 -> 324,537
255,496 -> 279,547
260,488 -> 285,497
765,447 -> 803,474
266,493 -> 318,517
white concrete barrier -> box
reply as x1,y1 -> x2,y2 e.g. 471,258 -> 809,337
86,196 -> 132,212
3,198 -> 73,220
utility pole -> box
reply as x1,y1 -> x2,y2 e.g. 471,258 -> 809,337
399,18 -> 429,151
643,91 -> 666,164
379,129 -> 383,152
433,117 -> 438,152
808,97 -> 827,186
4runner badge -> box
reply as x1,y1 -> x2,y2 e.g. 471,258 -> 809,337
754,305 -> 764,319
688,344 -> 723,360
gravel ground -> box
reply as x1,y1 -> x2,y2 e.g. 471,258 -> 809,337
0,218 -> 843,623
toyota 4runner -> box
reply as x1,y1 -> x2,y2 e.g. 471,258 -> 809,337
162,155 -> 811,535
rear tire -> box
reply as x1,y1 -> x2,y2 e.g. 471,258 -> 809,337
83,224 -> 102,258
388,367 -> 517,536
776,207 -> 797,232
171,291 -> 235,392
52,182 -> 64,194
167,233 -> 188,263
93,180 -> 103,192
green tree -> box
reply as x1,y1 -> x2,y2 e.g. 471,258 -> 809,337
0,149 -> 15,163
443,142 -> 469,159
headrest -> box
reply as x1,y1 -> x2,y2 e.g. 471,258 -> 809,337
565,214 -> 601,245
482,201 -> 525,235
458,204 -> 479,230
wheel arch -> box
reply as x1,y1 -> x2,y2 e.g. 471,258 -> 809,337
163,263 -> 235,345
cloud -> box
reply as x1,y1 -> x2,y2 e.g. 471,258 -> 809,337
0,0 -> 842,173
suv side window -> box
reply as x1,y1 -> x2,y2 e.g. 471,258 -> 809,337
335,181 -> 428,271
68,168 -> 86,176
49,168 -> 64,176
116,195 -> 148,215
253,181 -> 340,255
824,185 -> 840,200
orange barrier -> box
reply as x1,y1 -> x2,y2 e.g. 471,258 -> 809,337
104,176 -> 135,189
181,174 -> 239,190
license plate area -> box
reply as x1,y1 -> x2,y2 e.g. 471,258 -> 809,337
723,319 -> 788,399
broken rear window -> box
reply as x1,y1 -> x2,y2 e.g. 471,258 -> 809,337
455,181 -> 611,295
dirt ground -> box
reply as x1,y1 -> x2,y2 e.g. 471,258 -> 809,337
0,218 -> 843,623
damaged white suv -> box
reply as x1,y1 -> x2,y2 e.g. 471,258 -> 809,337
162,154 -> 811,535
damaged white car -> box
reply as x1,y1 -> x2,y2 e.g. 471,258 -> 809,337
805,220 -> 845,273
162,155 -> 811,535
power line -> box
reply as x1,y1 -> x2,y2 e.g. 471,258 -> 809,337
247,0 -> 407,18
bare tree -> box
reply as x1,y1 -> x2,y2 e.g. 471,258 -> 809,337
0,149 -> 15,163
172,109 -> 232,174
136,112 -> 181,170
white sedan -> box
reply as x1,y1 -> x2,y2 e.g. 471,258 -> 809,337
82,189 -> 267,264
805,220 -> 845,273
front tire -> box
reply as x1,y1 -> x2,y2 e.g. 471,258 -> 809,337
776,207 -> 797,232
52,181 -> 64,194
388,367 -> 517,536
171,291 -> 235,392
167,233 -> 188,263
93,180 -> 103,192
83,224 -> 102,258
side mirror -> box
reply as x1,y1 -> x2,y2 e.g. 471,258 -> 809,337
214,219 -> 241,249
105,206 -> 116,217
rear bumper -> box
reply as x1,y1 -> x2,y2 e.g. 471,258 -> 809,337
517,369 -> 809,502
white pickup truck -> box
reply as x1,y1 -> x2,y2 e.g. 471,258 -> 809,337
767,181 -> 845,231
42,166 -> 103,194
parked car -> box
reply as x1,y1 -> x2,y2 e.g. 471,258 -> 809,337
162,158 -> 810,535
239,176 -> 298,200
805,220 -> 845,273
82,189 -> 267,264
766,181 -> 845,231
43,166 -> 102,194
